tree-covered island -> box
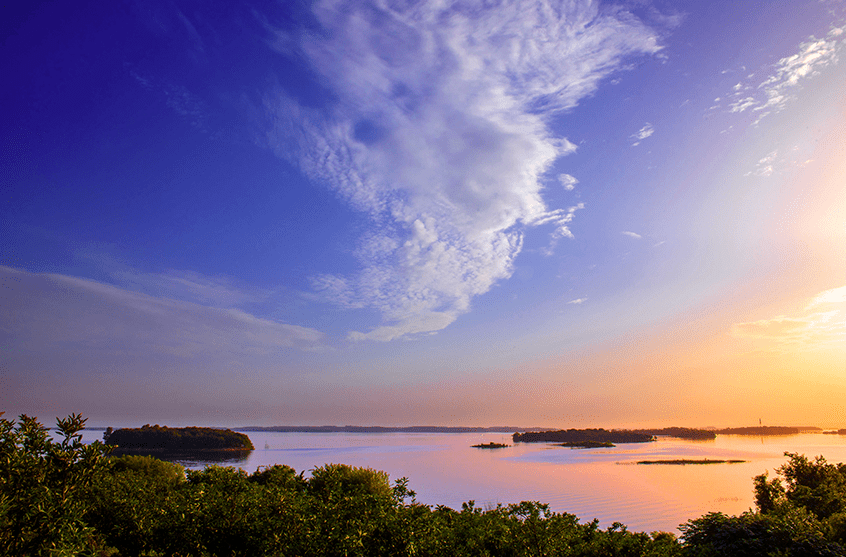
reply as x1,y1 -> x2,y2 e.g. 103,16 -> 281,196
513,428 -> 655,444
471,442 -> 509,449
628,427 -> 716,440
104,424 -> 254,455
637,459 -> 746,465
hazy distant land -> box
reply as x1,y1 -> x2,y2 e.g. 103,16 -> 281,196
86,424 -> 843,440
636,459 -> 747,465
237,425 -> 549,433
712,426 -> 814,436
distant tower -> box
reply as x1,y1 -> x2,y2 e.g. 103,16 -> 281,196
759,418 -> 762,426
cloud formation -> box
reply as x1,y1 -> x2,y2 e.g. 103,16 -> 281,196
726,26 -> 845,122
745,150 -> 778,177
622,231 -> 642,239
265,0 -> 661,340
558,174 -> 579,191
0,266 -> 324,360
730,284 -> 846,351
630,123 -> 654,146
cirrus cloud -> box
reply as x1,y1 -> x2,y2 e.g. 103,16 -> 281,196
726,26 -> 845,122
630,122 -> 654,146
0,265 -> 324,359
264,0 -> 663,340
730,284 -> 846,351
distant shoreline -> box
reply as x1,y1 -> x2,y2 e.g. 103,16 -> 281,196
234,426 -> 548,433
79,424 -> 842,435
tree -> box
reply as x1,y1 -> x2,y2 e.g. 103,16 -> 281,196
0,413 -> 110,555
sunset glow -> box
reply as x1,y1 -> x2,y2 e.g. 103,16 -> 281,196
3,0 -> 846,429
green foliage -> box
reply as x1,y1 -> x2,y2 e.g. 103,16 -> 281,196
748,452 -> 846,549
682,452 -> 846,556
755,471 -> 787,514
0,412 -> 111,556
84,454 -> 192,556
110,454 -> 186,483
680,510 -> 844,556
17,413 -> 846,557
308,463 -> 393,501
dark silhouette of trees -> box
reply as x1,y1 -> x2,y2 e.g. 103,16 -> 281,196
106,424 -> 254,452
513,428 -> 655,444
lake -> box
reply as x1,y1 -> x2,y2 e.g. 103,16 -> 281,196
81,429 -> 846,534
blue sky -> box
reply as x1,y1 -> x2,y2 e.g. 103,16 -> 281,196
3,0 -> 846,427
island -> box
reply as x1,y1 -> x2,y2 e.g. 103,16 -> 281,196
237,425 -> 548,433
512,428 -> 655,444
628,427 -> 716,440
105,424 -> 254,456
713,426 -> 800,436
636,459 -> 746,465
471,442 -> 509,449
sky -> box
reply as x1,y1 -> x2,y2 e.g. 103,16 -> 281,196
2,0 -> 846,429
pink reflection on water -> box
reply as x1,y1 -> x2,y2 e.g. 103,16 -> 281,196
80,429 -> 846,533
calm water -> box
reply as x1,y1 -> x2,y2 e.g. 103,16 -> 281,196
80,429 -> 846,533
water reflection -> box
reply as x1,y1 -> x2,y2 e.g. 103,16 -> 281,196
80,430 -> 846,534
110,449 -> 252,467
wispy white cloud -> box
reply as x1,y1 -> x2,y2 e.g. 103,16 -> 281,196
724,26 -> 845,122
558,173 -> 579,191
0,266 -> 324,358
567,297 -> 587,305
110,268 -> 264,308
730,284 -> 846,351
129,69 -> 207,131
630,122 -> 654,146
264,0 -> 662,340
807,285 -> 846,308
745,150 -> 778,177
622,231 -> 642,239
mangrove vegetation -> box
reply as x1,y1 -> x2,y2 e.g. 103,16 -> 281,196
105,424 -> 254,455
6,413 -> 846,556
636,459 -> 746,465
513,428 -> 655,444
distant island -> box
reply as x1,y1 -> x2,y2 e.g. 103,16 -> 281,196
627,427 -> 716,440
105,424 -> 254,455
713,426 -> 801,436
237,425 -> 547,433
637,459 -> 746,465
513,428 -> 655,444
471,442 -> 509,449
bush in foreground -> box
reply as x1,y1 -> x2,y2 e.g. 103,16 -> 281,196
4,413 -> 846,556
